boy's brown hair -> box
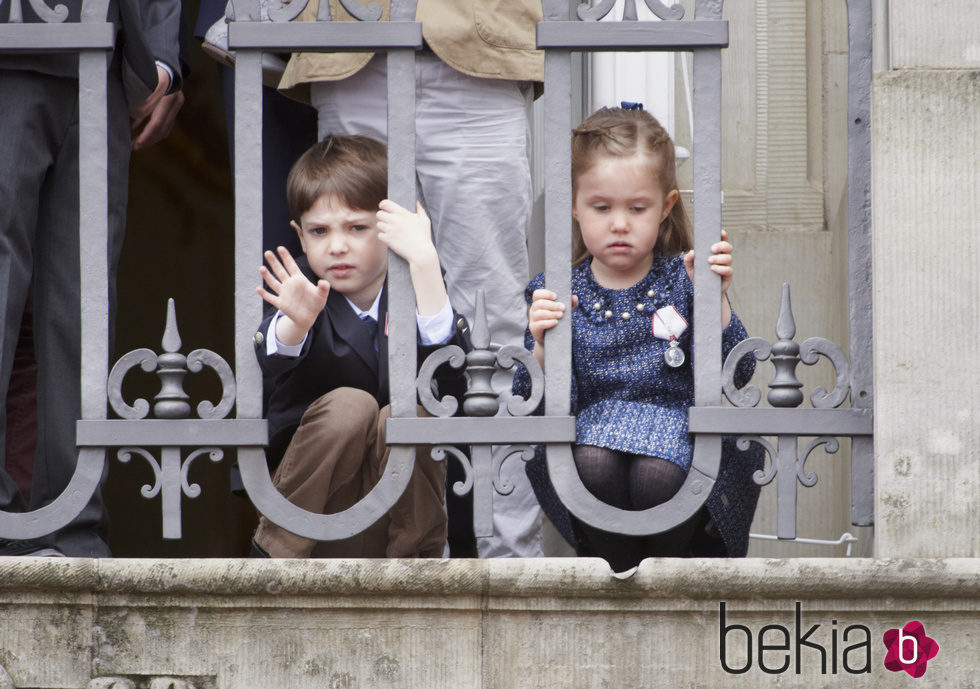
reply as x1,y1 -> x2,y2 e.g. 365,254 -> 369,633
286,135 -> 388,220
570,108 -> 692,265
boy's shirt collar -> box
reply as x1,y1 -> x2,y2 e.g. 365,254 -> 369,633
344,286 -> 383,322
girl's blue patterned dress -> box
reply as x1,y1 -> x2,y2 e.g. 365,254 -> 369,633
513,254 -> 763,556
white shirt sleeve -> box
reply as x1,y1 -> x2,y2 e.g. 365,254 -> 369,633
154,60 -> 176,93
267,298 -> 451,355
266,311 -> 308,357
416,297 -> 454,346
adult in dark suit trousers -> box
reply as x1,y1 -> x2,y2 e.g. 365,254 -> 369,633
0,0 -> 185,556
194,0 -> 317,257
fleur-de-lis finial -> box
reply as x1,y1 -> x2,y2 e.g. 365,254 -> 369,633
767,284 -> 804,408
161,297 -> 181,353
107,299 -> 236,420
153,299 -> 191,419
462,291 -> 500,416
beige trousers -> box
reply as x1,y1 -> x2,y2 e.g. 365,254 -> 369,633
253,387 -> 447,558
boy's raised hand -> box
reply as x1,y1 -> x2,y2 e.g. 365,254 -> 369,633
375,199 -> 448,317
683,229 -> 734,295
375,199 -> 439,270
257,246 -> 330,345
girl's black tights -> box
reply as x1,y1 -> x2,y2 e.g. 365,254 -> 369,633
572,444 -> 699,572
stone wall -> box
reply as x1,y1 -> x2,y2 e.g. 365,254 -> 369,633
1,558 -> 978,688
872,0 -> 980,558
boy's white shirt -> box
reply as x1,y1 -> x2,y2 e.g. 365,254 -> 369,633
266,288 -> 454,357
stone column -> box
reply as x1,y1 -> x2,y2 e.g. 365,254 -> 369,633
873,0 -> 980,556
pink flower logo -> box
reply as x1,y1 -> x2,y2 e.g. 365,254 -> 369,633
882,621 -> 939,678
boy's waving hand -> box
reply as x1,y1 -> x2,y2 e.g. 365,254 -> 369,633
257,245 -> 330,346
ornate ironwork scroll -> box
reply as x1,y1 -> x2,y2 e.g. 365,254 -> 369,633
577,0 -> 685,23
540,0 -> 725,52
392,291 -> 553,538
77,300 -> 244,539
1,0 -> 70,22
690,284 -> 873,539
227,0 -> 383,24
228,0 -> 420,54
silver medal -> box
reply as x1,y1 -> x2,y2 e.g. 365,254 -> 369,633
664,339 -> 685,367
653,305 -> 688,367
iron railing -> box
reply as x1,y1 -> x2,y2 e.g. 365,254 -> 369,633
0,0 -> 874,547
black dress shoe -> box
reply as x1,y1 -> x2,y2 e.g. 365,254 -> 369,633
0,538 -> 64,557
249,539 -> 271,558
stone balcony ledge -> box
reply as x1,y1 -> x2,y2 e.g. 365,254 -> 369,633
1,556 -> 978,601
2,558 -> 978,687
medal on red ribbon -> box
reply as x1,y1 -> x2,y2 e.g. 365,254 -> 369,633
652,305 -> 688,368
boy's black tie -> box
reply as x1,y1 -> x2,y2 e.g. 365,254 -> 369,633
359,314 -> 379,352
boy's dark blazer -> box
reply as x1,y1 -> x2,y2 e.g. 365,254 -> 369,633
255,257 -> 471,469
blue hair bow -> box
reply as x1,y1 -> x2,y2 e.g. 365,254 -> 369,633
620,101 -> 644,111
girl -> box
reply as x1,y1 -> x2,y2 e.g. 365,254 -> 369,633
514,107 -> 761,572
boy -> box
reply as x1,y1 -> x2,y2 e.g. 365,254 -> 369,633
251,135 -> 469,558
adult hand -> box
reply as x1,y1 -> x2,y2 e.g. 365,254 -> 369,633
257,246 -> 330,345
131,65 -> 184,150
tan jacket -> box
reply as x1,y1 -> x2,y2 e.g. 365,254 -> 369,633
278,0 -> 543,96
